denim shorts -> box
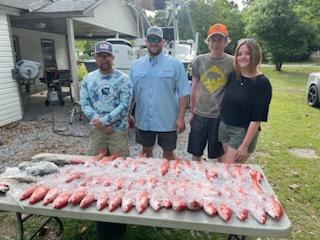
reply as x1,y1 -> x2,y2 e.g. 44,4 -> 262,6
218,121 -> 259,153
187,114 -> 223,158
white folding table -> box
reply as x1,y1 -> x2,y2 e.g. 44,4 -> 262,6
0,153 -> 291,239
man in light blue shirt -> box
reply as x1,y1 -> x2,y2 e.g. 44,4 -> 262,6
130,26 -> 190,160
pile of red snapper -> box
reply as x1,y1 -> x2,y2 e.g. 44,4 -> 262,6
19,154 -> 283,224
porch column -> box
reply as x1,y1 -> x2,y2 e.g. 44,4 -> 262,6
66,18 -> 79,102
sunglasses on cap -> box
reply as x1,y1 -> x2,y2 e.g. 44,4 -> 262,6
146,36 -> 162,43
237,38 -> 256,45
95,52 -> 113,59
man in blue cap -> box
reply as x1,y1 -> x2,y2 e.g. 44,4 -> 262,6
80,40 -> 132,239
80,40 -> 132,158
129,26 -> 190,160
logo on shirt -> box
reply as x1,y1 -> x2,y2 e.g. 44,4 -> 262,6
200,66 -> 226,93
101,85 -> 110,95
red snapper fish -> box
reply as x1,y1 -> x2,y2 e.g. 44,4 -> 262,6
203,202 -> 217,216
19,185 -> 38,201
65,172 -> 84,183
217,203 -> 232,222
68,187 -> 87,205
160,159 -> 169,176
29,185 -> 49,204
249,169 -> 265,197
53,191 -> 71,209
136,191 -> 149,214
121,191 -> 136,213
90,149 -> 107,161
17,156 -> 285,224
108,193 -> 122,212
43,187 -> 60,205
265,195 -> 283,220
80,193 -> 95,209
96,192 -> 109,211
251,203 -> 267,224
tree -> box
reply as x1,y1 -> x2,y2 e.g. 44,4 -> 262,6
242,0 -> 255,7
293,0 -> 320,52
75,40 -> 96,60
293,0 -> 320,27
177,0 -> 245,54
243,0 -> 316,70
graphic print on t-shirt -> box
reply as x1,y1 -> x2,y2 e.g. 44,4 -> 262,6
200,65 -> 227,93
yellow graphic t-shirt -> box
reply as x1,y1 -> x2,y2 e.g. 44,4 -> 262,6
192,53 -> 233,118
201,65 -> 227,94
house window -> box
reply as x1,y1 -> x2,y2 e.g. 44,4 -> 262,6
13,35 -> 21,63
41,39 -> 57,69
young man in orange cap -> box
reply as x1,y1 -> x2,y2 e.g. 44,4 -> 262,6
187,23 -> 234,161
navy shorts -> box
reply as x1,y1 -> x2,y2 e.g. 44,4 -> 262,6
187,114 -> 223,158
136,129 -> 177,151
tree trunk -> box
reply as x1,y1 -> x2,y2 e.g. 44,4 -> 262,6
275,62 -> 282,71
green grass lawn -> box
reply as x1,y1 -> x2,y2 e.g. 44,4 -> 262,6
1,64 -> 319,240
249,65 -> 320,240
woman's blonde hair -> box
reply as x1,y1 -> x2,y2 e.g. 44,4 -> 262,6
233,38 -> 262,79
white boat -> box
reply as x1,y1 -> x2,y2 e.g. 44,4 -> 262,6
84,0 -> 198,78
83,38 -> 136,75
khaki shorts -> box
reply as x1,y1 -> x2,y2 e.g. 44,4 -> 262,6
218,121 -> 259,153
88,128 -> 130,157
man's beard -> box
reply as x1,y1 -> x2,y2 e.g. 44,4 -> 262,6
148,47 -> 162,57
98,63 -> 113,73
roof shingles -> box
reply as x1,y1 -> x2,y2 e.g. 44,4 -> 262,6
35,0 -> 98,12
0,0 -> 99,12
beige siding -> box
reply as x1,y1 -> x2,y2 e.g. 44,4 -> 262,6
0,13 -> 22,127
76,0 -> 137,37
12,28 -> 70,90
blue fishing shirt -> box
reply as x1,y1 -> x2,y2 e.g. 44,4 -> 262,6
80,69 -> 133,131
130,52 -> 190,132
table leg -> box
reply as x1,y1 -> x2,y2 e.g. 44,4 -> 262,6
16,213 -> 24,240
15,213 -> 64,240
228,234 -> 247,240
28,217 -> 52,240
53,217 -> 64,235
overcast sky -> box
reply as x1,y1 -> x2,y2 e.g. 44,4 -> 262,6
145,0 -> 245,16
233,0 -> 245,10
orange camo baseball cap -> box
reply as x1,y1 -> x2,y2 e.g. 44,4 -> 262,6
206,23 -> 230,43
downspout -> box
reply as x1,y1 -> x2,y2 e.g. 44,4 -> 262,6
136,10 -> 140,38
66,18 -> 79,102
7,14 -> 24,117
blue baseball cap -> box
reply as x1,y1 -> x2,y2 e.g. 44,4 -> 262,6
146,26 -> 163,39
95,41 -> 113,55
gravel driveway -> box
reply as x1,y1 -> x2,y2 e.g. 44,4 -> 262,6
0,103 -> 193,172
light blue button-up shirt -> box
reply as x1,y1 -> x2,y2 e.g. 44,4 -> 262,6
130,52 -> 190,132
80,69 -> 133,131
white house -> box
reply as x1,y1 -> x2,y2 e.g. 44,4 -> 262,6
0,0 -> 149,127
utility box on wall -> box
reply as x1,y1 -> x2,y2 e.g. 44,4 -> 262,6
138,0 -> 166,10
153,0 -> 166,10
162,27 -> 174,42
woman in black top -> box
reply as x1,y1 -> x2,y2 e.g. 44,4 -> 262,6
218,38 -> 272,163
